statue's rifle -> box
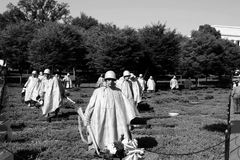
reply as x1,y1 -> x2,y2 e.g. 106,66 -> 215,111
65,97 -> 100,155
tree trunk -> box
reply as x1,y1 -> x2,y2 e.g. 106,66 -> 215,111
195,78 -> 198,88
19,68 -> 23,86
20,73 -> 22,86
73,67 -> 76,81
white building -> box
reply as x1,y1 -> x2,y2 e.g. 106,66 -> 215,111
212,25 -> 240,45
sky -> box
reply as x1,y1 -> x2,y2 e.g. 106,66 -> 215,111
0,0 -> 240,36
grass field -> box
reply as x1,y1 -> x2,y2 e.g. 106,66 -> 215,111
2,85 -> 230,160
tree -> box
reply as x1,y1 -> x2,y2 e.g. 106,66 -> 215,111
0,22 -> 37,81
28,22 -> 87,71
8,0 -> 70,23
138,23 -> 181,76
85,25 -> 143,75
179,24 -> 240,80
178,37 -> 204,79
197,24 -> 221,39
72,13 -> 98,30
216,39 -> 240,75
0,3 -> 26,30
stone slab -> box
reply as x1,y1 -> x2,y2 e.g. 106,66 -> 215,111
0,148 -> 14,160
0,121 -> 9,131
0,131 -> 7,141
0,120 -> 12,141
0,114 -> 6,121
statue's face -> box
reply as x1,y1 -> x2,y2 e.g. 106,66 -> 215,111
44,73 -> 50,79
106,79 -> 115,87
124,76 -> 130,80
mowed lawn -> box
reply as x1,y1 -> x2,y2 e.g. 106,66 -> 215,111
2,85 -> 230,160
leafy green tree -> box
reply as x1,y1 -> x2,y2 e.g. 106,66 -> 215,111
8,0 -> 70,23
138,23 -> 181,76
28,22 -> 87,71
72,13 -> 99,30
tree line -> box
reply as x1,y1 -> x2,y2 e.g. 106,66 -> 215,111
1,0 -> 240,81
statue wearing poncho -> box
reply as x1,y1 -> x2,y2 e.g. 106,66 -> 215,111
84,71 -> 139,152
170,76 -> 179,90
39,71 -> 65,116
130,73 -> 142,105
147,76 -> 156,92
63,73 -> 72,89
24,71 -> 41,105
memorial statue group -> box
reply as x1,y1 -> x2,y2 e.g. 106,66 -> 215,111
22,69 -> 181,158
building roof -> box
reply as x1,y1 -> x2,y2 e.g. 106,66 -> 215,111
212,25 -> 240,40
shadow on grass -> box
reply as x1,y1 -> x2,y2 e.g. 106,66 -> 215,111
173,91 -> 182,96
74,99 -> 84,104
63,104 -> 74,109
205,95 -> 214,100
11,122 -> 26,131
70,88 -> 81,91
131,117 -> 153,125
81,94 -> 89,98
65,91 -> 70,96
203,123 -> 227,133
161,124 -> 177,128
56,111 -> 78,120
137,102 -> 154,113
136,136 -> 158,148
144,115 -> 171,120
130,116 -> 171,129
11,137 -> 29,143
188,95 -> 199,102
15,148 -> 46,160
144,93 -> 154,99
